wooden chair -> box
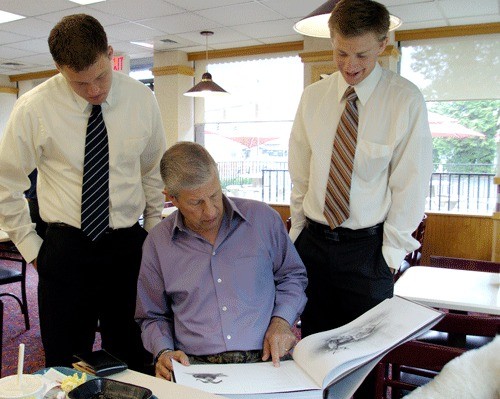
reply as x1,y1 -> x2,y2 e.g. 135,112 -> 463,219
418,309 -> 500,350
395,214 -> 427,281
0,233 -> 30,330
374,340 -> 466,399
429,255 -> 500,273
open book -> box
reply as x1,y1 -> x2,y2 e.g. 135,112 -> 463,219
173,296 -> 444,399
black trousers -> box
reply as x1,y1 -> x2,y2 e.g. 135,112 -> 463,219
296,222 -> 393,399
296,222 -> 393,337
37,222 -> 150,371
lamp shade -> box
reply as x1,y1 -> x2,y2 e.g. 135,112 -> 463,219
293,0 -> 402,38
184,31 -> 229,98
184,72 -> 228,97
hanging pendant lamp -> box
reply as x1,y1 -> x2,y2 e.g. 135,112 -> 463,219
184,31 -> 229,97
293,0 -> 402,38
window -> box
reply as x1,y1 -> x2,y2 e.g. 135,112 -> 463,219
400,34 -> 499,214
199,56 -> 303,204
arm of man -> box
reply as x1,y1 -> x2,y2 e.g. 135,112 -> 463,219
140,95 -> 167,231
135,236 -> 178,377
155,349 -> 190,381
288,93 -> 311,242
382,96 -> 433,271
0,101 -> 42,263
262,211 -> 308,365
262,316 -> 297,367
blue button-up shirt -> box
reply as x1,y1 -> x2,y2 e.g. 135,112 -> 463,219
135,196 -> 307,358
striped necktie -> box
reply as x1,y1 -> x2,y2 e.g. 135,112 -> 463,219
324,86 -> 358,229
81,104 -> 109,241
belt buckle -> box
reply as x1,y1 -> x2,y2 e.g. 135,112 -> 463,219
325,230 -> 340,241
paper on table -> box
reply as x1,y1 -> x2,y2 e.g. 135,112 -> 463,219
173,360 -> 318,395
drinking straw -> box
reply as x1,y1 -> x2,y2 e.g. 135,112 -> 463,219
17,343 -> 25,386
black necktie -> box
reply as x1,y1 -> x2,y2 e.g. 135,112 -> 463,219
81,104 -> 109,241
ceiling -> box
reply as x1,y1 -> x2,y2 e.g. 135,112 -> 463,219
0,0 -> 498,76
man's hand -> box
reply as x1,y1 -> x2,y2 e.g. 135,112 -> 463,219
155,350 -> 190,381
262,317 -> 297,367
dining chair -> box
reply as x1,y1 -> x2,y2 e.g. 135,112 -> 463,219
429,255 -> 500,273
417,311 -> 500,350
373,339 -> 466,399
0,234 -> 30,330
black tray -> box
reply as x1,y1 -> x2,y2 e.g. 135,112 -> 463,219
68,378 -> 152,399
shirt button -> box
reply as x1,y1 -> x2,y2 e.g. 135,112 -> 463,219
227,335 -> 231,340
217,278 -> 222,283
212,251 -> 216,256
222,306 -> 227,311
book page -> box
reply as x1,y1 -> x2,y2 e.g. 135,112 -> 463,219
173,360 -> 319,395
292,296 -> 443,389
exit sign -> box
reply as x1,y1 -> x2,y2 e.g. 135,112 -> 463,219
113,56 -> 124,71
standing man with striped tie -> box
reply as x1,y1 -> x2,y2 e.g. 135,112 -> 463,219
0,14 -> 166,372
289,0 -> 432,342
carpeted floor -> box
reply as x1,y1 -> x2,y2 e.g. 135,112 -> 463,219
0,259 -> 102,377
1,259 -> 44,377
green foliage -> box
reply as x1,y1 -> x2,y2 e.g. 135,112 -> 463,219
429,100 -> 499,173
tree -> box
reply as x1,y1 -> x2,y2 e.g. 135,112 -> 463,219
429,100 -> 499,173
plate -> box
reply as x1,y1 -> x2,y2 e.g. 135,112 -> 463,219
68,378 -> 152,399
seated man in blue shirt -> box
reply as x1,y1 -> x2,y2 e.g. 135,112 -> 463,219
135,142 -> 308,380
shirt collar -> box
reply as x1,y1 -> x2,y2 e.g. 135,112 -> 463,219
337,63 -> 382,106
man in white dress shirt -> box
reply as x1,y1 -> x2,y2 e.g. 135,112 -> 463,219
0,14 -> 166,371
289,2 -> 432,396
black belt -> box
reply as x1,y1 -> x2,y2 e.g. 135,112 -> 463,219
47,222 -> 139,236
305,218 -> 383,241
187,350 -> 263,365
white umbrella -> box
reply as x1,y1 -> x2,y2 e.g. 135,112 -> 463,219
428,112 -> 485,139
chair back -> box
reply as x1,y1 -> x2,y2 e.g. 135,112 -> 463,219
405,214 -> 427,267
395,214 -> 427,281
374,340 -> 466,398
429,255 -> 500,273
0,235 -> 30,330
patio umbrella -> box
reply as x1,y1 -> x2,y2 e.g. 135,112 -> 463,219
428,112 -> 485,139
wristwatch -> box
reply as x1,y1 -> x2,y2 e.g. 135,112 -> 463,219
154,348 -> 173,365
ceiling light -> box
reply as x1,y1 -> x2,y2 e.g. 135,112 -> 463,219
293,0 -> 402,38
67,0 -> 106,5
131,41 -> 154,49
184,31 -> 229,98
0,10 -> 25,24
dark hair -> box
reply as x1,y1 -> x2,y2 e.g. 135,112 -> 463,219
160,142 -> 220,197
48,14 -> 108,71
328,0 -> 390,41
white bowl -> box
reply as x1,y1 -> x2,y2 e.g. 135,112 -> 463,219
0,374 -> 45,399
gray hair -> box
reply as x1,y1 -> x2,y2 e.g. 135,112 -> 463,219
160,142 -> 220,197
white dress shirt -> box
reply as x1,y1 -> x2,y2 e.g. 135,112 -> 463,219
289,63 -> 433,270
0,71 -> 166,262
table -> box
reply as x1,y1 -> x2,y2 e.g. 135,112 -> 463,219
395,266 -> 500,315
112,369 -> 226,399
37,367 -> 226,399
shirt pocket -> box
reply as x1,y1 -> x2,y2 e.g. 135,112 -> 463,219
119,136 -> 149,166
354,138 -> 392,182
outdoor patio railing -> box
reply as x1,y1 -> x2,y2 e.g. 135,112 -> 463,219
218,161 -> 497,214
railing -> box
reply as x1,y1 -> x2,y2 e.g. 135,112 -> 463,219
218,161 -> 497,213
